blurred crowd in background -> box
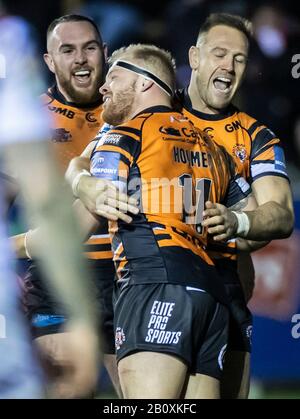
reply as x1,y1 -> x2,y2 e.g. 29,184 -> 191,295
1,0 -> 300,198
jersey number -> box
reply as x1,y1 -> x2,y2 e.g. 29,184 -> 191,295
178,175 -> 212,234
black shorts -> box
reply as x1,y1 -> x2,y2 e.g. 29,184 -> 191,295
113,283 -> 229,380
23,259 -> 115,354
214,259 -> 252,353
225,283 -> 252,353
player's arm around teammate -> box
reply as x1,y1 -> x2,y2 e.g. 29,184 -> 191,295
202,180 -> 294,242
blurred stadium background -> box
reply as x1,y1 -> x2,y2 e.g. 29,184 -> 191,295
2,0 -> 300,399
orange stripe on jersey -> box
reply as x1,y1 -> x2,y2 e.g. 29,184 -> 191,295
119,160 -> 129,174
95,144 -> 134,164
117,258 -> 127,273
152,223 -> 213,265
85,237 -> 111,245
114,242 -> 125,260
112,128 -> 141,143
207,250 -> 237,261
84,250 -> 113,259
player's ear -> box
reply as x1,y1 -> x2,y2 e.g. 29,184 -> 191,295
43,53 -> 55,74
102,43 -> 108,62
140,79 -> 154,93
189,46 -> 200,70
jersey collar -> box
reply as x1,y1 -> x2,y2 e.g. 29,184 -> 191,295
48,84 -> 103,110
133,105 -> 173,119
178,87 -> 238,121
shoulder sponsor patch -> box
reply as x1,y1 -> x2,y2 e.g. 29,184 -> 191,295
90,150 -> 120,180
100,133 -> 123,146
274,145 -> 287,171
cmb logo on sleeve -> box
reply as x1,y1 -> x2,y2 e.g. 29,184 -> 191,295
145,301 -> 182,345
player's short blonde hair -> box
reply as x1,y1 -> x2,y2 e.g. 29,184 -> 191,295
108,44 -> 176,94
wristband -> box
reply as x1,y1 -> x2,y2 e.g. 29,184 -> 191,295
71,170 -> 91,198
232,211 -> 250,238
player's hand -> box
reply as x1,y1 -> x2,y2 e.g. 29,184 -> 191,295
45,323 -> 101,399
77,175 -> 139,223
202,201 -> 238,241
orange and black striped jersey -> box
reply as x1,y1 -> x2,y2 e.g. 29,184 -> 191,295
90,106 -> 250,295
178,89 -> 289,183
177,88 -> 290,261
41,85 -> 103,171
41,85 -> 112,261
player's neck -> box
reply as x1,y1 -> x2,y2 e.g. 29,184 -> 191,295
188,84 -> 220,115
54,82 -> 102,108
131,95 -> 172,119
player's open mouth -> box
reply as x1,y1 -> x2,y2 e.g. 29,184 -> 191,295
73,70 -> 92,84
213,76 -> 233,93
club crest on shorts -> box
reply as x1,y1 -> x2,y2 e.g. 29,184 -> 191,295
246,325 -> 253,346
232,144 -> 247,162
115,327 -> 126,350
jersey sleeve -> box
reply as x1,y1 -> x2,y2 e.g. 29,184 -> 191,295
90,125 -> 141,191
221,151 -> 251,208
249,122 -> 289,183
223,174 -> 251,208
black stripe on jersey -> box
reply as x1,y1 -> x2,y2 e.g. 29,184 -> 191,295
106,133 -> 141,161
119,153 -> 131,168
251,159 -> 275,165
251,143 -> 277,161
127,163 -> 143,207
150,222 -> 167,229
222,176 -> 251,208
92,220 -> 109,235
83,243 -> 112,252
114,126 -> 141,137
250,128 -> 276,160
207,242 -> 237,255
155,234 -> 172,241
111,234 -> 121,253
247,121 -> 262,136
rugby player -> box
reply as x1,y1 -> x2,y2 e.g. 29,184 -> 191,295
85,44 -> 257,398
0,14 -> 100,399
10,14 -> 125,397
177,13 -> 294,398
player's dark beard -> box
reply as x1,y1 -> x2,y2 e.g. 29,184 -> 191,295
56,67 -> 103,105
102,82 -> 136,126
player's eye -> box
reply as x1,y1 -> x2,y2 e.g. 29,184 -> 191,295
213,49 -> 226,58
62,49 -> 73,54
235,55 -> 247,64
